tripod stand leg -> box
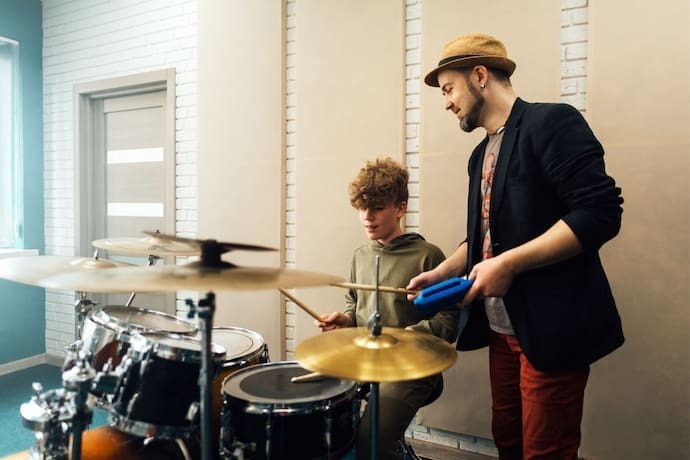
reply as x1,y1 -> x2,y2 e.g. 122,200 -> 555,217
370,382 -> 379,460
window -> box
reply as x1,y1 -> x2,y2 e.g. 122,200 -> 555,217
0,37 -> 21,248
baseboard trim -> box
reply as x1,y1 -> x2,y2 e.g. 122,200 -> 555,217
0,354 -> 47,376
406,437 -> 496,460
45,354 -> 64,367
0,354 -> 64,376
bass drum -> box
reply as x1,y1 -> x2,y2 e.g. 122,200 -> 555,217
5,426 -> 199,460
80,305 -> 198,372
221,361 -> 360,460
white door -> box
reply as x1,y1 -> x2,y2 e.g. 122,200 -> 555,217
88,89 -> 176,314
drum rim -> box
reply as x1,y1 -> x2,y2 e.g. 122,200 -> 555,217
109,411 -> 197,440
131,332 -> 226,362
221,361 -> 357,407
208,326 -> 266,362
88,305 -> 198,335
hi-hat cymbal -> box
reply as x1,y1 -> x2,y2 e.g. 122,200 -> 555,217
40,263 -> 344,293
295,327 -> 457,382
92,236 -> 201,256
0,256 -> 133,288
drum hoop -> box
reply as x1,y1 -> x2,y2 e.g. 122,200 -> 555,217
222,361 -> 357,406
109,411 -> 196,440
219,346 -> 269,371
142,333 -> 226,362
239,387 -> 358,415
89,306 -> 198,335
210,326 -> 266,359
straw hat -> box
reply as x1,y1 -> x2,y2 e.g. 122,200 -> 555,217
424,33 -> 516,87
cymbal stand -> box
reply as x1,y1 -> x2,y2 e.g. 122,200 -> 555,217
185,239 -> 227,460
125,254 -> 161,307
191,291 -> 215,460
74,292 -> 96,340
62,349 -> 95,460
365,255 -> 383,460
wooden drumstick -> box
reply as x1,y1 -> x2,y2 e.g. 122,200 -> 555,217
290,371 -> 325,383
331,282 -> 418,295
279,288 -> 322,322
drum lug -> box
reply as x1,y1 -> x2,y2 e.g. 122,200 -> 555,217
186,401 -> 199,423
117,341 -> 127,357
264,415 -> 273,459
92,371 -> 120,396
325,412 -> 333,453
126,392 -> 140,416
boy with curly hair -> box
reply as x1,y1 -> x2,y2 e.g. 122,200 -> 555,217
317,157 -> 459,460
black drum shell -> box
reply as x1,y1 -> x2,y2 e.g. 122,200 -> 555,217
221,361 -> 360,460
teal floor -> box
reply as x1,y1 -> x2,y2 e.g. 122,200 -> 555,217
0,364 -> 109,458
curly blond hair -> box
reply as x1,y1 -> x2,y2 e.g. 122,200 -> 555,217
349,157 -> 409,209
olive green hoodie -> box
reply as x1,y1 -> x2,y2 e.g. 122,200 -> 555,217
344,233 -> 459,343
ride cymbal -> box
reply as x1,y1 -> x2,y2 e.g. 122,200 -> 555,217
40,263 -> 344,293
0,256 -> 133,288
295,327 -> 457,382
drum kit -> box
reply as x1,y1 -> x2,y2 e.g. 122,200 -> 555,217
0,232 -> 457,460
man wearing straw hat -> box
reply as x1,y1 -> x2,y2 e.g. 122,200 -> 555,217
408,33 -> 624,459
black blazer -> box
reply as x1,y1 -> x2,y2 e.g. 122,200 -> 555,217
456,98 -> 625,372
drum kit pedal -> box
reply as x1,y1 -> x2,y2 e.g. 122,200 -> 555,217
0,231 -> 457,460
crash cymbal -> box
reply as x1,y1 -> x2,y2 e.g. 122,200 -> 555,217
295,327 -> 457,382
40,263 -> 344,293
93,231 -> 278,257
141,230 -> 277,254
0,256 -> 133,288
92,235 -> 201,256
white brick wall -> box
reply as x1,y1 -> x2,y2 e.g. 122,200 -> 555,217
561,0 -> 589,111
43,0 -> 198,358
284,0 -> 298,359
405,0 -> 422,233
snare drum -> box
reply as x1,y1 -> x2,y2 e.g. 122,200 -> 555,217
80,305 -> 198,371
111,332 -> 226,439
221,361 -> 360,459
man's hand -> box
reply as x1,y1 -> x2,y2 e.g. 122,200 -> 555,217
406,270 -> 444,301
463,253 -> 516,306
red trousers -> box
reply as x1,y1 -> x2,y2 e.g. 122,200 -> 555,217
489,331 -> 589,460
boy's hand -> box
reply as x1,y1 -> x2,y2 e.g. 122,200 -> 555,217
315,312 -> 354,331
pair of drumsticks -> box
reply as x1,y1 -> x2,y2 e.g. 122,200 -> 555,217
280,282 -> 419,384
279,282 -> 417,322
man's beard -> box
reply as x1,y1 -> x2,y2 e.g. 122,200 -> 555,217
460,79 -> 484,132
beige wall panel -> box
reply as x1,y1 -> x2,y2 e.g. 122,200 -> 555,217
417,0 -> 561,437
198,0 -> 284,357
583,2 -> 690,458
292,0 -> 405,346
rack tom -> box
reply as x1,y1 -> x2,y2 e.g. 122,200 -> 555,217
80,305 -> 198,372
110,332 -> 225,439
